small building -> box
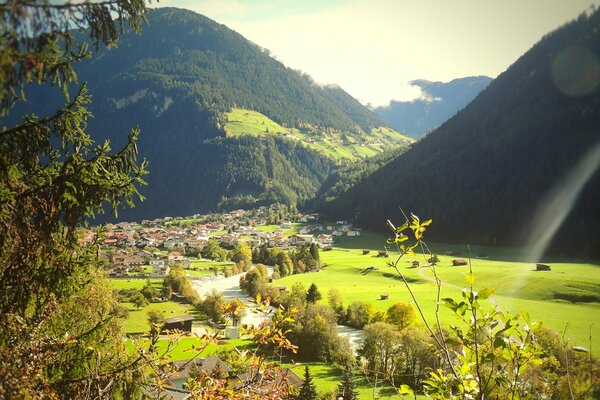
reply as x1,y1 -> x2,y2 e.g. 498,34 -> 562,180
150,259 -> 169,276
377,250 -> 389,258
380,294 -> 389,300
225,326 -> 240,339
362,250 -> 371,255
536,263 -> 551,271
163,315 -> 195,333
169,356 -> 233,388
452,259 -> 468,266
411,261 -> 420,268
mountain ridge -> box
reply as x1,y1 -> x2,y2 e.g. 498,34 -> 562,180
373,76 -> 492,139
323,9 -> 600,257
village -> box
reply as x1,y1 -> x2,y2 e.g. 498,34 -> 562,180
82,205 -> 361,278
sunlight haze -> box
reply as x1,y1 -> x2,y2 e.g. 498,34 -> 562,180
155,0 -> 599,106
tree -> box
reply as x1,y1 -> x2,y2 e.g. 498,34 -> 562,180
131,290 -> 149,309
223,298 -> 246,326
201,239 -> 228,261
386,301 -> 416,330
309,242 -> 320,264
306,283 -> 322,303
141,279 -> 160,301
289,282 -> 307,307
147,309 -> 165,335
345,301 -> 374,328
0,4 -> 149,396
297,365 -> 318,400
328,287 -> 345,322
239,267 -> 267,298
231,241 -> 252,268
337,362 -> 359,400
200,289 -> 226,324
359,322 -> 401,378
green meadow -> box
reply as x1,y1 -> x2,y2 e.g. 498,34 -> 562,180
275,231 -> 600,355
223,108 -> 413,161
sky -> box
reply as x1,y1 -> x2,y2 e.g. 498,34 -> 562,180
154,0 -> 599,107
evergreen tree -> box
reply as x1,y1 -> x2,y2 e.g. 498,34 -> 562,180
306,283 -> 322,303
337,363 -> 359,400
309,242 -> 320,264
0,2 -> 149,397
298,365 -> 318,400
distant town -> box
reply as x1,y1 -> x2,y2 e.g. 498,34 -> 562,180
82,205 -> 362,278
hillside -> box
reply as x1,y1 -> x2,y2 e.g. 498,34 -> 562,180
373,76 -> 492,139
9,7 -> 410,221
323,10 -> 600,258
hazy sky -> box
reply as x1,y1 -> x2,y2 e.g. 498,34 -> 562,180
155,0 -> 599,107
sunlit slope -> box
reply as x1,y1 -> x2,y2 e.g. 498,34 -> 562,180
224,108 -> 414,161
324,10 -> 600,258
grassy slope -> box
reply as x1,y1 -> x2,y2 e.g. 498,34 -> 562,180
274,230 -> 600,354
223,108 -> 413,162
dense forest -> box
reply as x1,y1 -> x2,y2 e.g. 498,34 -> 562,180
323,10 -> 600,258
373,76 -> 492,139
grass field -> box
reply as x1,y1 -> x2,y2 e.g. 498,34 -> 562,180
111,278 -> 163,291
223,108 -> 412,162
275,231 -> 600,355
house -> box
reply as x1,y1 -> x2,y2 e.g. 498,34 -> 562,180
235,368 -> 303,394
536,263 -> 551,271
289,234 -> 314,246
168,253 -> 191,269
150,259 -> 169,276
452,259 -> 468,266
380,294 -> 389,300
108,264 -> 128,276
347,230 -> 361,237
411,261 -> 420,268
163,315 -> 195,332
169,356 -> 233,388
377,250 -> 388,258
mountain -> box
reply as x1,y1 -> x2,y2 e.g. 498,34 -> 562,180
8,7 -> 412,221
374,76 -> 492,139
323,10 -> 600,258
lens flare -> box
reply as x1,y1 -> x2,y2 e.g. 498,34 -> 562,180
525,140 -> 600,263
552,46 -> 600,97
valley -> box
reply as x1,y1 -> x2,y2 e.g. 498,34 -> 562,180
104,209 -> 600,398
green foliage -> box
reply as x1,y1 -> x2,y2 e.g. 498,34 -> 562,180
163,265 -> 198,303
141,279 -> 160,301
336,362 -> 359,400
298,366 -> 319,400
0,2 -> 149,398
239,267 -> 268,299
198,289 -> 226,324
306,283 -> 322,304
201,239 -> 228,261
386,215 -> 599,398
345,301 -> 374,329
386,301 -> 417,330
290,304 -> 349,362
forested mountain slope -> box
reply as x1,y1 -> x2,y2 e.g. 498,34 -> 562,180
374,76 -> 492,139
324,10 -> 600,257
7,7 -> 410,221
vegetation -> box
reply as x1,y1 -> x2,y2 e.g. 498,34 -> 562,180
224,107 -> 412,161
0,1 -> 149,398
324,9 -> 600,258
